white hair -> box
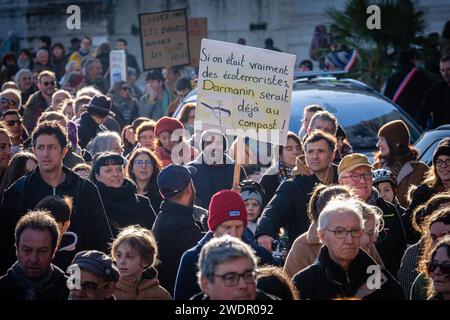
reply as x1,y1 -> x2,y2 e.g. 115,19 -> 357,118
318,196 -> 365,231
357,201 -> 384,237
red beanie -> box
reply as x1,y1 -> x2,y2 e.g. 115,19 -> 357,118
154,117 -> 184,137
208,190 -> 248,231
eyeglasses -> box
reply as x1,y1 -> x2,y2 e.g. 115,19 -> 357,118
340,172 -> 372,183
135,159 -> 153,167
427,262 -> 450,275
79,281 -> 109,292
41,81 -> 56,87
0,97 -> 18,106
326,228 -> 363,239
122,87 -> 131,92
4,119 -> 22,127
435,159 -> 450,168
213,270 -> 257,287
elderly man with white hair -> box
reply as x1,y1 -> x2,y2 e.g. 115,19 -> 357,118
292,197 -> 403,300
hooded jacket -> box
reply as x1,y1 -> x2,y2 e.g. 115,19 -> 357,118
114,267 -> 172,300
188,153 -> 247,210
173,230 -> 273,300
0,166 -> 113,275
292,246 -> 404,300
95,178 -> 156,237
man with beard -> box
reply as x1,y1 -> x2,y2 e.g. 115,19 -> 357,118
256,130 -> 339,252
0,211 -> 68,300
23,71 -> 56,133
152,163 -> 205,295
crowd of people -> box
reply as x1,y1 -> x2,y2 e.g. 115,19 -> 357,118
0,32 -> 449,301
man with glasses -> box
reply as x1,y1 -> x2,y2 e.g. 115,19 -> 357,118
192,235 -> 277,300
67,250 -> 119,300
292,197 -> 403,300
174,190 -> 272,300
338,153 -> 407,276
23,71 -> 56,134
0,88 -> 21,116
1,110 -> 27,154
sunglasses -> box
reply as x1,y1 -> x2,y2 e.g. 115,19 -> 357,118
122,87 -> 131,91
4,119 -> 22,127
41,81 -> 56,87
79,281 -> 109,292
0,97 -> 18,106
428,262 -> 450,275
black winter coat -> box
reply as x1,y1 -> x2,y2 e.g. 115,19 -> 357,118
416,81 -> 450,129
259,173 -> 279,204
384,67 -> 432,119
95,178 -> 156,236
153,200 -> 205,295
0,167 -> 113,275
0,264 -> 69,300
188,154 -> 247,210
370,193 -> 407,276
403,183 -> 438,244
255,165 -> 339,245
76,112 -> 107,149
292,246 -> 404,300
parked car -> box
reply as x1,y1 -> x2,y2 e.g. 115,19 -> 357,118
289,77 -> 422,159
414,125 -> 450,165
176,76 -> 423,161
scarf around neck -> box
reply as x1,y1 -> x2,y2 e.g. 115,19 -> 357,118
11,261 -> 57,300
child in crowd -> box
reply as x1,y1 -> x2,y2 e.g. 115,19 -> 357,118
373,169 -> 409,237
373,169 -> 406,213
111,225 -> 172,300
34,195 -> 77,271
240,180 -> 266,235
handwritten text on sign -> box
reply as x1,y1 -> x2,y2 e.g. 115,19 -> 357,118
139,9 -> 190,70
196,39 -> 296,144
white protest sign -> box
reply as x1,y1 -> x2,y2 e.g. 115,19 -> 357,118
110,50 -> 127,87
196,39 -> 296,145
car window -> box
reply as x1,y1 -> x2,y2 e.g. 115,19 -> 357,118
418,139 -> 440,166
290,86 -> 422,151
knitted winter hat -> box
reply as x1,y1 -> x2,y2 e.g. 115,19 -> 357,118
154,117 -> 184,137
208,190 -> 247,231
433,138 -> 450,164
378,120 -> 410,146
